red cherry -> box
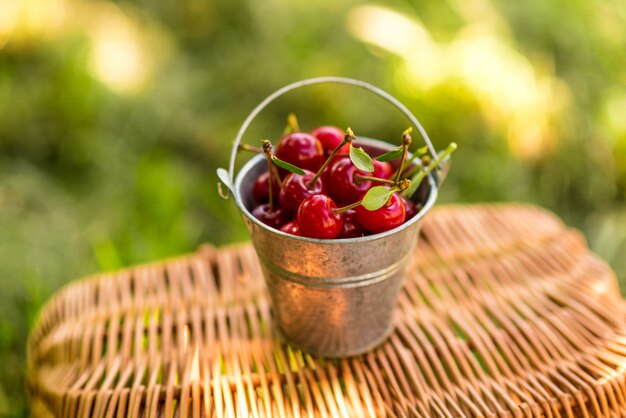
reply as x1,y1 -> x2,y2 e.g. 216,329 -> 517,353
325,157 -> 372,204
252,204 -> 288,229
338,209 -> 364,238
310,126 -> 348,155
280,221 -> 303,236
373,160 -> 394,180
276,133 -> 325,172
401,196 -> 420,220
297,194 -> 343,239
279,170 -> 324,213
355,193 -> 406,234
322,154 -> 344,185
252,171 -> 280,204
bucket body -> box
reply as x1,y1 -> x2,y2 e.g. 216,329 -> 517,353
234,138 -> 437,357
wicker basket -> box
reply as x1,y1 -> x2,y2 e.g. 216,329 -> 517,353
27,204 -> 626,417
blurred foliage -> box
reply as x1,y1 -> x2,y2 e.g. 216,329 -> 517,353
1,0 -> 625,414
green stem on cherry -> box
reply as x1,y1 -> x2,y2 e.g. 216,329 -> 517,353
237,143 -> 264,154
261,140 -> 284,208
283,113 -> 300,135
261,140 -> 275,210
403,143 -> 457,199
333,180 -> 411,214
332,199 -> 363,214
397,179 -> 412,192
394,128 -> 412,184
354,175 -> 395,185
393,145 -> 429,179
403,154 -> 430,179
308,127 -> 356,188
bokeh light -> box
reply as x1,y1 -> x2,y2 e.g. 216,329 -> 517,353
603,89 -> 626,140
0,0 -> 19,49
1,0 -> 625,414
87,6 -> 149,94
348,4 -> 569,159
0,0 -> 68,46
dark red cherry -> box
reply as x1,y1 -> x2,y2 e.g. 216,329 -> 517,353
276,133 -> 325,172
338,209 -> 364,238
252,204 -> 288,229
252,171 -> 280,204
325,157 -> 371,204
280,221 -> 303,236
279,170 -> 324,213
401,196 -> 420,220
373,160 -> 394,180
297,194 -> 343,239
310,126 -> 348,155
322,154 -> 344,185
355,193 -> 406,234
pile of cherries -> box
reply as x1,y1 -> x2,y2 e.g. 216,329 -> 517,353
246,119 -> 454,239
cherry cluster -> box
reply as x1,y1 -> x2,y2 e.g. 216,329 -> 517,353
246,119 -> 456,240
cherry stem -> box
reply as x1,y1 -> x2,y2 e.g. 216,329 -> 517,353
334,181 -> 411,215
399,153 -> 429,179
381,183 -> 405,197
332,199 -> 363,214
354,175 -> 395,185
283,113 -> 300,134
403,143 -> 457,198
262,141 -> 275,210
397,179 -> 411,192
262,140 -> 283,208
392,145 -> 429,179
237,143 -> 264,154
308,127 -> 356,188
394,129 -> 412,184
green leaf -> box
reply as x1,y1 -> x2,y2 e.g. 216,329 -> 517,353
361,186 -> 395,211
349,144 -> 374,172
272,157 -> 306,175
376,147 -> 403,162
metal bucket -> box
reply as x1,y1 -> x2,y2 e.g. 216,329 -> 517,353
218,77 -> 446,357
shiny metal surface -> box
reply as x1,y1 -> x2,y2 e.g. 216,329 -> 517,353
234,138 -> 437,357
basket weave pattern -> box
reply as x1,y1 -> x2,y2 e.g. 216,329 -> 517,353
27,204 -> 626,417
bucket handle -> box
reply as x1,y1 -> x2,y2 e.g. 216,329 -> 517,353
217,76 -> 448,198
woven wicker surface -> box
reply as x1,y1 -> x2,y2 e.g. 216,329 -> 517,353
27,204 -> 626,418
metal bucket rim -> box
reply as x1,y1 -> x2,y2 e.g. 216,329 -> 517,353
234,137 -> 438,245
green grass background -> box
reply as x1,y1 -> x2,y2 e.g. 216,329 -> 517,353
1,0 -> 625,415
